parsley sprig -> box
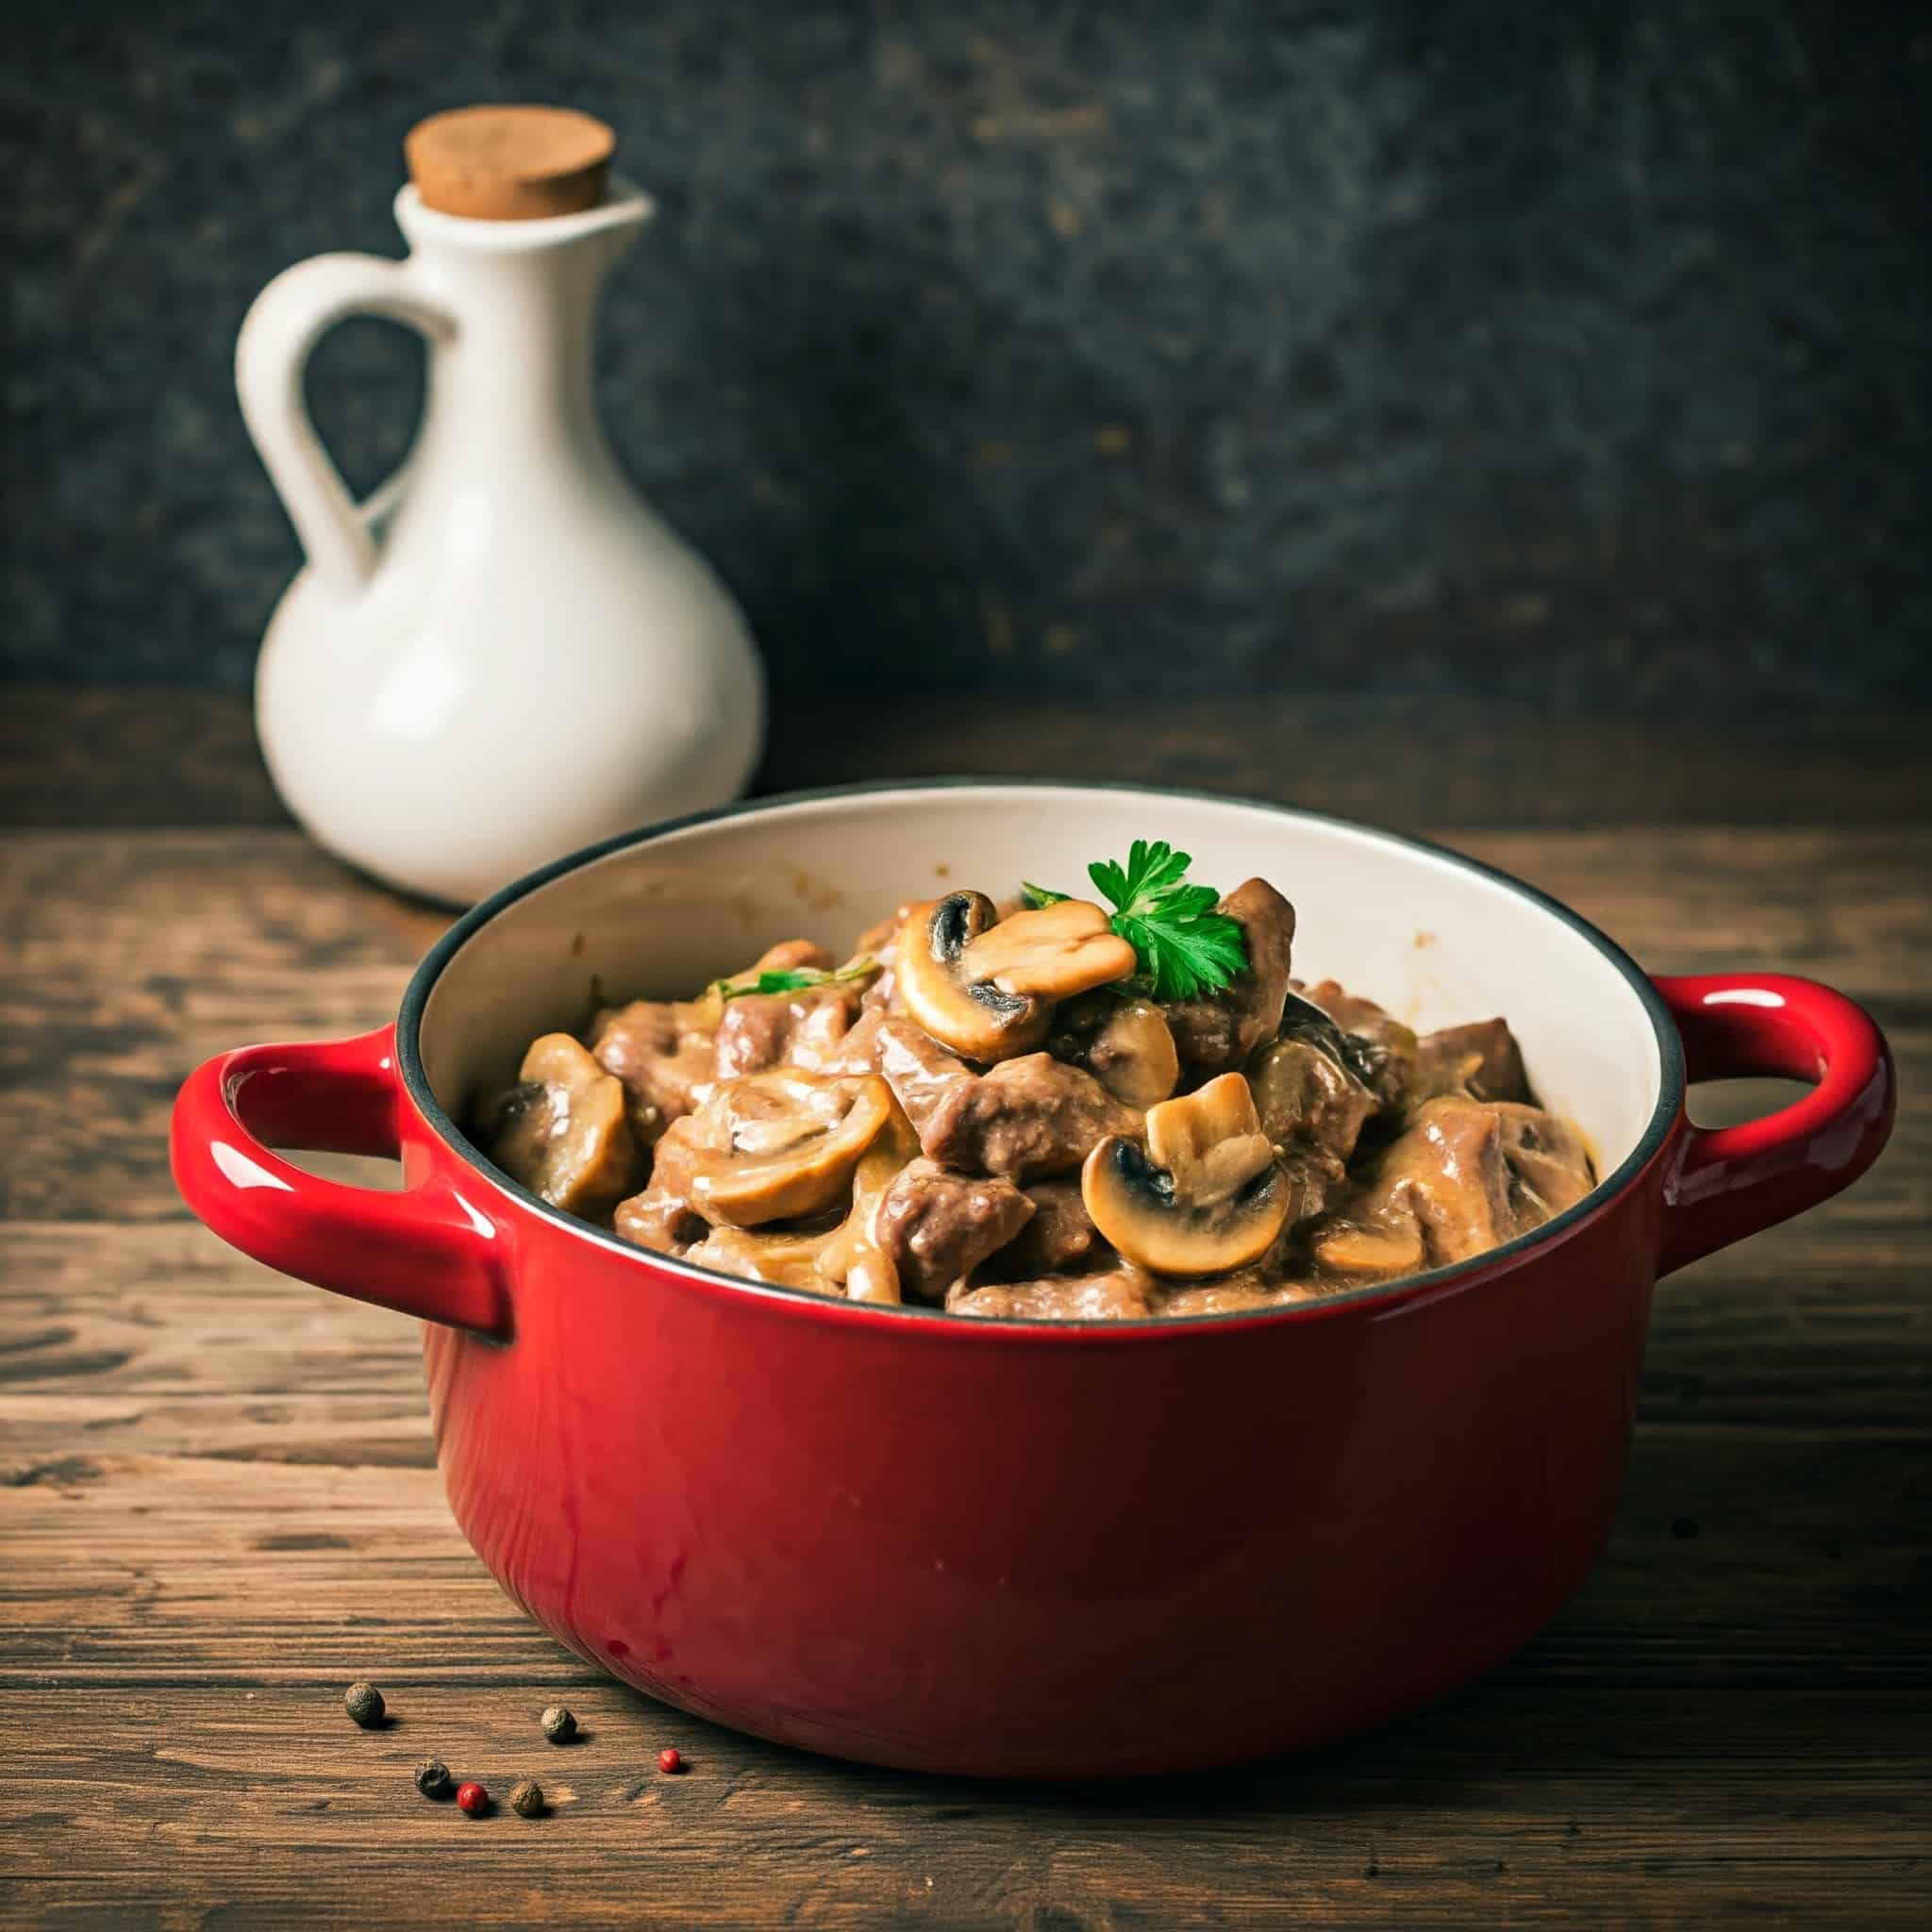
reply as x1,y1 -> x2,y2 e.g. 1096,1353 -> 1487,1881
708,956 -> 878,1003
1024,842 -> 1248,1002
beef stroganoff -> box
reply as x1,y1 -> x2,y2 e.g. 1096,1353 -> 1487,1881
477,843 -> 1595,1319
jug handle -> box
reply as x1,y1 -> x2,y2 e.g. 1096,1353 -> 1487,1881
236,254 -> 456,592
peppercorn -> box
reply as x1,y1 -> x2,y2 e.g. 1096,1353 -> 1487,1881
658,1746 -> 683,1774
456,1780 -> 490,1817
414,1757 -> 454,1799
509,1778 -> 545,1818
342,1681 -> 386,1728
541,1704 -> 577,1744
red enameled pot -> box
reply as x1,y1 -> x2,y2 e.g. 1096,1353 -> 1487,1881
171,784 -> 1894,1775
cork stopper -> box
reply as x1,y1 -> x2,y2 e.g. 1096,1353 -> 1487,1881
405,107 -> 615,221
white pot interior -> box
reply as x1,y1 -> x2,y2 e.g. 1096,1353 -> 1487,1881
416,786 -> 1668,1193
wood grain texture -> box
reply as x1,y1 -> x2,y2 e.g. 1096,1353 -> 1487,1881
2,693 -> 1928,1928
7,688 -> 1930,831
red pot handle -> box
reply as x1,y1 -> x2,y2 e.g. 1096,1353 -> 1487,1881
170,1024 -> 511,1338
1653,973 -> 1894,1277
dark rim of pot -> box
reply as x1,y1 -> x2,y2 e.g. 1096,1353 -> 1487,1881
397,779 -> 1685,1337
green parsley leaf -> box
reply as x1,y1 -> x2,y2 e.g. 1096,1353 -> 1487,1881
1019,880 -> 1071,909
708,956 -> 878,1003
1086,841 -> 1249,1001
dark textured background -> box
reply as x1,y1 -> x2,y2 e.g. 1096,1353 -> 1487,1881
3,0 -> 1926,704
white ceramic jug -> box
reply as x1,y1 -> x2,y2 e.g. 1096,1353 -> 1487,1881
238,179 -> 764,905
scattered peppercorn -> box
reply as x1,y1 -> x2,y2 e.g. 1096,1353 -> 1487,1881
414,1757 -> 454,1799
541,1705 -> 577,1744
456,1780 -> 490,1817
658,1747 -> 684,1774
509,1778 -> 545,1818
343,1681 -> 386,1728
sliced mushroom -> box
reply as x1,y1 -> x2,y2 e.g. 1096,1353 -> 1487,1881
682,1222 -> 847,1294
1491,1101 -> 1596,1218
679,1101 -> 920,1301
1307,1215 -> 1428,1283
1335,1094 -> 1594,1271
895,892 -> 1135,1061
486,1033 -> 641,1217
1080,1072 -> 1291,1277
1051,992 -> 1180,1108
681,1068 -> 892,1227
818,1104 -> 922,1304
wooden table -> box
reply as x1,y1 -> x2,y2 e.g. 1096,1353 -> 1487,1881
4,690 -> 1927,1928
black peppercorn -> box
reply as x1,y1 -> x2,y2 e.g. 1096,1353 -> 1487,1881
414,1757 -> 454,1799
541,1704 -> 577,1744
509,1778 -> 545,1818
343,1681 -> 386,1728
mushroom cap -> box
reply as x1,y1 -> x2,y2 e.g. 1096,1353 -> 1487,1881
684,1069 -> 893,1227
958,898 -> 1138,1000
490,1033 -> 641,1215
1080,1072 -> 1291,1277
1054,993 -> 1179,1108
893,892 -> 1048,1061
896,892 -> 1136,1062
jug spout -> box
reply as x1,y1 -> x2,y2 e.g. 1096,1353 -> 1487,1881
389,178 -> 656,455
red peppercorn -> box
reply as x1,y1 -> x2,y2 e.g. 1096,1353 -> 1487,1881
456,1780 -> 490,1817
658,1747 -> 683,1774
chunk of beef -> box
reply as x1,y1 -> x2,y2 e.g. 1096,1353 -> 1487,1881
946,1267 -> 1163,1322
589,999 -> 715,1147
817,1004 -> 890,1076
1414,1019 -> 1534,1105
854,902 -> 928,1014
988,1179 -> 1108,1277
872,1158 -> 1035,1302
1163,878 -> 1296,1075
874,1016 -> 976,1131
920,1052 -> 1141,1182
711,985 -> 861,1080
852,905 -> 914,957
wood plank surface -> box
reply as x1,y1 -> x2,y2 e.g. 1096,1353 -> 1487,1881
2,693 -> 1928,1928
